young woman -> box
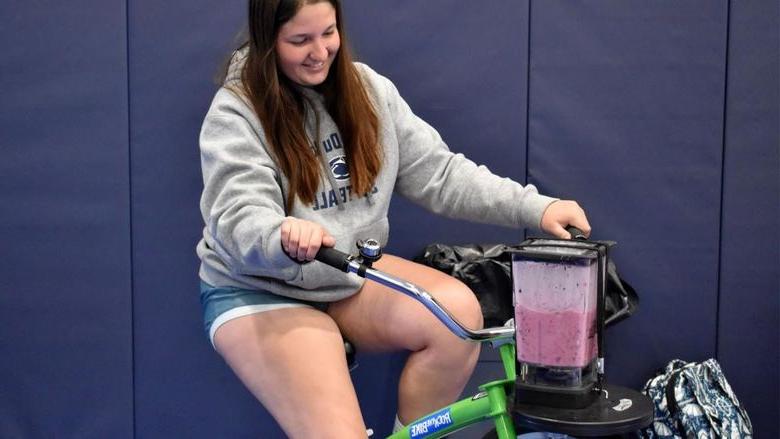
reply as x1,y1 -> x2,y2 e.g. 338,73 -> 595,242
197,0 -> 591,437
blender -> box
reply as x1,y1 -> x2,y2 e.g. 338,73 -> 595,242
509,228 -> 653,436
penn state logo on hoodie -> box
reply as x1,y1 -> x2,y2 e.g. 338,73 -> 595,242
329,155 -> 349,181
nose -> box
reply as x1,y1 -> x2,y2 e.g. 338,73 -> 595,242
311,39 -> 329,61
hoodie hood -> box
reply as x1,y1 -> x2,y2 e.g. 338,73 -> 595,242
224,47 -> 247,87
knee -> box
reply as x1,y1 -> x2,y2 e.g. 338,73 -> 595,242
434,278 -> 484,331
424,279 -> 482,371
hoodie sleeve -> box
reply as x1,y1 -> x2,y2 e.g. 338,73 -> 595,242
199,88 -> 300,280
370,68 -> 557,231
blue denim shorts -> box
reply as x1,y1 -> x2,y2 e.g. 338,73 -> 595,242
200,281 -> 327,348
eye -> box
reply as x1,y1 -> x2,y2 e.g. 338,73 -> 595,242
323,25 -> 337,37
290,38 -> 308,46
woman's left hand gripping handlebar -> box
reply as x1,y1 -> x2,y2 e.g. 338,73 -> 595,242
280,216 -> 336,262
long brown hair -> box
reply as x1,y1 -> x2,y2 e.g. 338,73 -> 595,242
239,0 -> 381,211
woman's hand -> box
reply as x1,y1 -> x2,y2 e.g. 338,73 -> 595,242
280,217 -> 336,262
540,200 -> 592,239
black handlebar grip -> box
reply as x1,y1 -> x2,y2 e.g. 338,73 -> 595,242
314,246 -> 351,272
565,226 -> 588,240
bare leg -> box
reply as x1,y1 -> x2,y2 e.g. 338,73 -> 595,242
213,307 -> 367,439
327,255 -> 484,425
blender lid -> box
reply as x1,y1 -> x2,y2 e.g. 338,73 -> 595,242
510,237 -> 613,263
510,244 -> 598,262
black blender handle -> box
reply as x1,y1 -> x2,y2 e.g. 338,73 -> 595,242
565,226 -> 588,240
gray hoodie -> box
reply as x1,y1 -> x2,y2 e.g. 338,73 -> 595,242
196,55 -> 557,302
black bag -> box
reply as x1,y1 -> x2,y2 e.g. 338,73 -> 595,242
413,243 -> 638,328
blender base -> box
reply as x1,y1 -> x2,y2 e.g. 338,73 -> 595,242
512,384 -> 653,437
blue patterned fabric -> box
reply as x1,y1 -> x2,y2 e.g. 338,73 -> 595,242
641,359 -> 753,439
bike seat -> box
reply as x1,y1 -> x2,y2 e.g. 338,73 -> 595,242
344,338 -> 357,371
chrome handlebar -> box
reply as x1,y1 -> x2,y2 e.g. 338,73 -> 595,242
315,245 -> 514,343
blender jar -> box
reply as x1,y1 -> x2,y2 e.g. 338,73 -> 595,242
512,243 -> 599,394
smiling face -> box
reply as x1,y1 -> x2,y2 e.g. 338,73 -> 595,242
275,2 -> 340,87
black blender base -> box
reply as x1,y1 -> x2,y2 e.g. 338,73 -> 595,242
512,384 -> 654,437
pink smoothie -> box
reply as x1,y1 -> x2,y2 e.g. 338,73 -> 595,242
515,306 -> 597,368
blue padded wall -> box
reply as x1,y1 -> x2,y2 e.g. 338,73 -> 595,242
527,0 -> 727,388
718,0 -> 779,436
345,1 -> 532,256
0,2 -> 133,438
125,2 -> 270,438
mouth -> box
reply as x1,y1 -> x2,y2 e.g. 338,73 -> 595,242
302,61 -> 326,71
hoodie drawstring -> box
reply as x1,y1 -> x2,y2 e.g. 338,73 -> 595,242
305,101 -> 345,211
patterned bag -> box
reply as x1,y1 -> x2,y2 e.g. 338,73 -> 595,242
641,359 -> 753,438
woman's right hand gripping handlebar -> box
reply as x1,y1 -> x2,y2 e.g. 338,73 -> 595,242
540,200 -> 592,240
280,216 -> 336,262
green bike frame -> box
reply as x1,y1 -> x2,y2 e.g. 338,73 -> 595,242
388,342 -> 517,439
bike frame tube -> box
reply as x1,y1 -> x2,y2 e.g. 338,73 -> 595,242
386,378 -> 516,439
386,390 -> 492,439
496,342 -> 516,381
482,379 -> 517,439
385,337 -> 519,438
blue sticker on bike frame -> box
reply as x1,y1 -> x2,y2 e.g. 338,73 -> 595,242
409,408 -> 453,438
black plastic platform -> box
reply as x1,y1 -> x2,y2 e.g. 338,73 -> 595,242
513,384 -> 654,437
